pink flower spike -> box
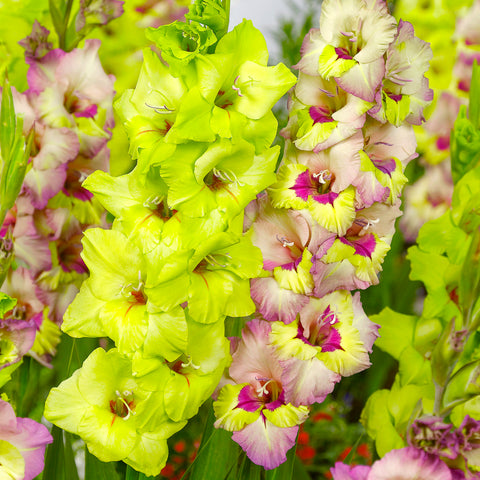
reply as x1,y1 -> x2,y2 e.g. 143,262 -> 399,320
0,400 -> 53,480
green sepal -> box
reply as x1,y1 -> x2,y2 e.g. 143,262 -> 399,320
146,22 -> 217,77
443,360 -> 480,411
450,105 -> 480,184
185,0 -> 227,38
451,165 -> 480,233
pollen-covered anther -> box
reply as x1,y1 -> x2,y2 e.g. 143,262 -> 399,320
232,75 -> 244,97
142,194 -> 163,209
313,170 -> 332,184
145,102 -> 175,114
276,234 -> 295,248
256,379 -> 273,397
181,356 -> 200,370
110,390 -> 136,421
355,217 -> 380,230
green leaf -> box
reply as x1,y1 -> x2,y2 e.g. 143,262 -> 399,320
85,448 -> 122,480
185,404 -> 241,480
43,425 -> 66,480
459,228 -> 480,329
0,77 -> 15,162
63,433 -> 80,480
370,307 -> 417,360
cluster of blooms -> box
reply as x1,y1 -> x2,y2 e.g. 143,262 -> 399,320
212,0 -> 433,470
44,4 -> 297,476
0,30 -> 115,372
400,0 -> 480,241
332,415 -> 480,479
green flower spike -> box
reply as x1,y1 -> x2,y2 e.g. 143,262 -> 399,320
45,348 -> 186,477
62,228 -> 188,361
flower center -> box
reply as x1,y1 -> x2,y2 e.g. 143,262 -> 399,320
109,390 -> 135,420
255,377 -> 281,404
121,272 -> 147,305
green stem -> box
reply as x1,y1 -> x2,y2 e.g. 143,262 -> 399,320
58,0 -> 74,50
222,0 -> 230,34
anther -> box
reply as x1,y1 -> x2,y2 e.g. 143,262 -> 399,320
145,102 -> 175,114
232,76 -> 244,97
181,356 -> 200,370
276,235 -> 295,248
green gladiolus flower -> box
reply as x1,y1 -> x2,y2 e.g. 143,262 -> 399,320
62,228 -> 189,361
45,348 -> 186,476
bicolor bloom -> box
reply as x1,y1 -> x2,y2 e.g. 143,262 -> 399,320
0,399 -> 53,480
45,348 -> 186,477
283,73 -> 372,152
311,203 -> 398,296
248,196 -> 334,323
369,20 -> 433,126
26,39 -> 114,168
270,134 -> 364,236
213,319 -> 309,470
353,119 -> 417,208
270,290 -> 378,379
296,0 -> 397,102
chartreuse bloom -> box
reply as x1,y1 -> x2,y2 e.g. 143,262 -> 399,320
161,139 -> 279,220
133,311 -> 230,422
62,228 -> 189,361
146,229 -> 263,324
45,348 -> 186,477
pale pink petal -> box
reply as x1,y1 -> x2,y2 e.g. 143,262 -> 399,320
281,357 -> 340,406
232,417 -> 299,470
335,58 -> 385,102
331,462 -> 371,480
251,277 -> 309,324
369,447 -> 452,480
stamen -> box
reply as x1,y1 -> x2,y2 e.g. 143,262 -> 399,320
142,194 -> 163,208
114,390 -> 136,421
355,217 -> 380,230
78,171 -> 89,183
212,168 -> 245,186
313,170 -> 332,184
318,87 -> 335,97
181,356 -> 200,370
256,379 -> 273,397
232,76 -> 244,97
145,102 -> 175,114
276,234 -> 295,248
